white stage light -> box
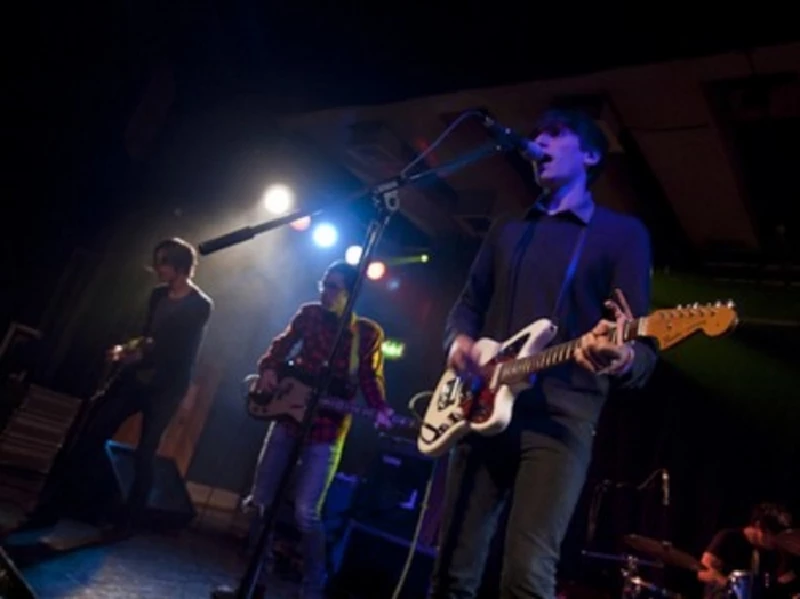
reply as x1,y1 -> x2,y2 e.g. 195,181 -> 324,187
262,184 -> 293,215
344,245 -> 362,265
312,223 -> 338,248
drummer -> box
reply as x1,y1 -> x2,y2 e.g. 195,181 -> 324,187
698,502 -> 798,598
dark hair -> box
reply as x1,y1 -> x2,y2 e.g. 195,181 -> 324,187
152,238 -> 197,276
324,260 -> 359,295
529,108 -> 609,185
750,502 -> 792,533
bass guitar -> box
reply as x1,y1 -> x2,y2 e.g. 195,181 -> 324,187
245,363 -> 418,430
415,301 -> 739,457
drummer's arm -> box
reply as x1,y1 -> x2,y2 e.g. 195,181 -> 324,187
698,552 -> 728,586
778,571 -> 795,584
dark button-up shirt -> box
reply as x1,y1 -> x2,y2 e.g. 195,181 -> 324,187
445,200 -> 658,425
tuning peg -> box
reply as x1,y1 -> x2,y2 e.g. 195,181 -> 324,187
715,300 -> 722,307
726,299 -> 736,308
676,304 -> 683,309
692,302 -> 699,309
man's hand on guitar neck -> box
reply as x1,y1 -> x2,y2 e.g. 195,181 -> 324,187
575,288 -> 635,376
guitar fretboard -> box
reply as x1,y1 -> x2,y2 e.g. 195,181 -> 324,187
498,317 -> 645,386
319,398 -> 417,428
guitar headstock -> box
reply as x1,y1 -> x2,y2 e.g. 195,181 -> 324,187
644,300 -> 739,350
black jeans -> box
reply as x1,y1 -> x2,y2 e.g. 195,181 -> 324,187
65,373 -> 185,524
429,414 -> 594,599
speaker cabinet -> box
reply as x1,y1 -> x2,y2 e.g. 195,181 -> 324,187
350,450 -> 435,542
67,440 -> 196,528
330,521 -> 434,599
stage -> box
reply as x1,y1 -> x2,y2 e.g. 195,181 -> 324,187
4,524 -> 303,599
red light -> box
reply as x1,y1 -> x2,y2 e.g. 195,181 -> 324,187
290,216 -> 311,231
367,262 -> 386,280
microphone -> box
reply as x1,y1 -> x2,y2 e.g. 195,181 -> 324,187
661,469 -> 670,507
479,113 -> 547,162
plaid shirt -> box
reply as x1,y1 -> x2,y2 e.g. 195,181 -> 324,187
258,302 -> 387,444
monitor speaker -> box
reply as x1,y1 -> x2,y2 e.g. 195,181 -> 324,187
67,440 -> 196,528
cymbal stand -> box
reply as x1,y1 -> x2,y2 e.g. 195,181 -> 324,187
621,554 -> 642,599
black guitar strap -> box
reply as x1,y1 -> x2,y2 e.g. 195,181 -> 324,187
504,223 -> 588,337
550,226 -> 588,326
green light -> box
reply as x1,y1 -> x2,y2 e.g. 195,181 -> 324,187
382,339 -> 405,360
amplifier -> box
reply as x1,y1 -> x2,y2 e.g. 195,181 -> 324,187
348,449 -> 436,542
330,520 -> 435,599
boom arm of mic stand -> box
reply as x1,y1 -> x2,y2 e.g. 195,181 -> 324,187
198,141 -> 507,257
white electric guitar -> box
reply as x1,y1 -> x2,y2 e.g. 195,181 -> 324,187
415,302 -> 739,457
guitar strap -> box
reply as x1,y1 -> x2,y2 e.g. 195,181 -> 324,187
550,226 -> 588,326
348,315 -> 361,384
283,312 -> 360,386
504,222 -> 588,337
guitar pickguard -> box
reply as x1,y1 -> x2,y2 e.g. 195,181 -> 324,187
417,319 -> 558,457
248,377 -> 313,423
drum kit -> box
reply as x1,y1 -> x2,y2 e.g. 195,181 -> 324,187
582,529 -> 800,599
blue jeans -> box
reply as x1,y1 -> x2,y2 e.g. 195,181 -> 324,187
429,415 -> 594,599
246,422 -> 342,594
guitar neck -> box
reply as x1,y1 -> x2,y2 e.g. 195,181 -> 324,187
498,317 -> 646,386
319,398 -> 417,428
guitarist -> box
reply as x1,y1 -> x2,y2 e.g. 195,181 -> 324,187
47,238 -> 212,534
240,260 -> 393,599
429,108 -> 658,599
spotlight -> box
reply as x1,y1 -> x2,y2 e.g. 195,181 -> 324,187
312,223 -> 338,248
367,262 -> 386,280
345,245 -> 362,266
263,184 -> 293,215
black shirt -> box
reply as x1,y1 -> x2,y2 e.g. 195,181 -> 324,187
445,203 -> 658,425
139,284 -> 213,391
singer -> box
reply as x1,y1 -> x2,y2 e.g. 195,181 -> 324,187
430,108 -> 658,599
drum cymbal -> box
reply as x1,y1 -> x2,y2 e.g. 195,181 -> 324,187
774,529 -> 800,556
582,550 -> 662,568
623,534 -> 702,571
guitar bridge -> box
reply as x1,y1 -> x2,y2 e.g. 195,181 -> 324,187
437,377 -> 468,411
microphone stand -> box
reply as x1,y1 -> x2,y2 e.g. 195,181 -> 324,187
205,139 -> 509,599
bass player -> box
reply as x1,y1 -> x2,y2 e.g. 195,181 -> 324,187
429,108 -> 659,599
236,260 -> 394,599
